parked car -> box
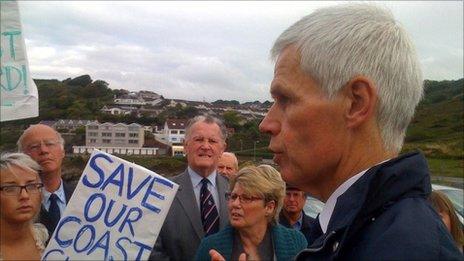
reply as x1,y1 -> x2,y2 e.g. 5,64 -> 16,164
432,184 -> 464,225
303,196 -> 324,218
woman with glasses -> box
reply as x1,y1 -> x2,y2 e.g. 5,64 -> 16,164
195,165 -> 307,261
0,153 -> 48,260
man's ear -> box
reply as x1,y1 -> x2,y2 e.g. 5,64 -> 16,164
343,76 -> 377,128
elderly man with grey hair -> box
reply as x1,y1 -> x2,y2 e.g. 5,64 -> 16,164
217,152 -> 239,179
17,124 -> 75,236
150,115 -> 230,261
259,3 -> 462,260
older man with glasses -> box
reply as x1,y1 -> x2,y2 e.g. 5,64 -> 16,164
17,124 -> 76,236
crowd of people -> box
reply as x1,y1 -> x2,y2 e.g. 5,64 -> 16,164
1,3 -> 463,260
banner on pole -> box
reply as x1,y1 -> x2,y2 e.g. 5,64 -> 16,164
43,150 -> 179,260
1,0 -> 39,122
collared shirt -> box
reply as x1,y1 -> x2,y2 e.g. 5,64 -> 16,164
188,167 -> 220,211
41,179 -> 67,216
292,212 -> 304,231
319,159 -> 390,233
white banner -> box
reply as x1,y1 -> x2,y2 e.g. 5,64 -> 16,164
1,0 -> 39,122
43,150 -> 179,261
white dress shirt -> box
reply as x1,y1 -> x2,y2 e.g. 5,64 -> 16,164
41,179 -> 67,216
188,167 -> 221,211
319,159 -> 390,233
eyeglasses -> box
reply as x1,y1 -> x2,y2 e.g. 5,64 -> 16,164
225,192 -> 263,204
0,183 -> 44,196
26,140 -> 61,152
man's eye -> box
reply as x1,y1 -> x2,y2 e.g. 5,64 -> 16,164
29,144 -> 40,150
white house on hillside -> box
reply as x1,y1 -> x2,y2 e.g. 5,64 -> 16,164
162,118 -> 188,144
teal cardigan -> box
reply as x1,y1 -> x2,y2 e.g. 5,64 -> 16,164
195,224 -> 307,261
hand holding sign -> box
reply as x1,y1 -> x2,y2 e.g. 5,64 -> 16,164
43,150 -> 178,261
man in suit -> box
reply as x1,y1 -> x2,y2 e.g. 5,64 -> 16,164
259,3 -> 462,260
17,124 -> 75,236
279,184 -> 314,244
150,115 -> 229,260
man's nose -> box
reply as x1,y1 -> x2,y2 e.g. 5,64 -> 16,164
259,106 -> 280,135
38,142 -> 50,153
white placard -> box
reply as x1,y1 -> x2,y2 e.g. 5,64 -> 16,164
43,150 -> 179,261
1,0 -> 39,122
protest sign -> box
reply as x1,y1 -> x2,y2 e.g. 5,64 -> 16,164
1,0 -> 39,122
43,150 -> 179,260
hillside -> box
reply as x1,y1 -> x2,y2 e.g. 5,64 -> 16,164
0,76 -> 462,179
402,79 -> 463,178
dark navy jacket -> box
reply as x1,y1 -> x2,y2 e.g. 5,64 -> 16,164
279,210 -> 314,245
296,152 -> 463,261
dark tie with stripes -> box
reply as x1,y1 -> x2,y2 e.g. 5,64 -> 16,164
49,193 -> 61,231
200,178 -> 219,236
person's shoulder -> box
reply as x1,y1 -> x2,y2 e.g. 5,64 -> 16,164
195,226 -> 234,261
32,223 -> 49,251
170,169 -> 189,182
274,224 -> 306,242
364,197 -> 462,258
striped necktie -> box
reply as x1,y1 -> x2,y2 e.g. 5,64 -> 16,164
200,178 -> 220,236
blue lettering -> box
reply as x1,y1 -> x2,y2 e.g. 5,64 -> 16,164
0,65 -> 22,92
87,230 -> 110,260
84,193 -> 106,222
127,168 -> 151,199
118,207 -> 142,236
42,249 -> 69,261
133,241 -> 153,260
141,177 -> 174,213
1,31 -> 21,60
55,216 -> 81,248
73,225 -> 95,253
115,237 -> 130,261
104,200 -> 127,227
84,153 -> 113,188
101,163 -> 125,196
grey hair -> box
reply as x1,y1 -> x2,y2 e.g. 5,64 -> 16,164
185,115 -> 228,142
0,152 -> 42,174
222,152 -> 239,169
271,3 -> 423,152
17,124 -> 65,152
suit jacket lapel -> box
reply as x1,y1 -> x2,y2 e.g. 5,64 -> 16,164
216,175 -> 229,229
176,170 -> 204,239
63,181 -> 73,204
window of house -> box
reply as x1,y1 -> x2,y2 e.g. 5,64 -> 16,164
179,130 -> 185,134
88,132 -> 98,137
102,132 -> 112,137
129,140 -> 138,144
89,139 -> 97,143
88,125 -> 98,130
114,139 -> 125,144
115,133 -> 125,137
129,133 -> 138,138
102,139 -> 111,143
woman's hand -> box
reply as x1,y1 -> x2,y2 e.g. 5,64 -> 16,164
209,250 -> 247,261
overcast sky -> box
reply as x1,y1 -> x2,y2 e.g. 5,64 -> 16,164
19,1 -> 463,103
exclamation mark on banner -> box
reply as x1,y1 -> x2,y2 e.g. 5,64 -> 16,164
22,65 -> 28,94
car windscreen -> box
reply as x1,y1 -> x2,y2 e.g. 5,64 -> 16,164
440,189 -> 463,216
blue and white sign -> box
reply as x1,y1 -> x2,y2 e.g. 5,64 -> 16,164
0,0 -> 39,122
43,150 -> 179,261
